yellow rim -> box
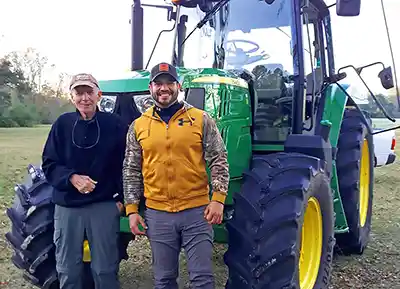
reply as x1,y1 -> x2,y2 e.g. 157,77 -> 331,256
299,197 -> 323,289
83,240 -> 91,262
359,139 -> 370,227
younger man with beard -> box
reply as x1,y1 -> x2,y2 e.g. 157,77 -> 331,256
122,62 -> 230,289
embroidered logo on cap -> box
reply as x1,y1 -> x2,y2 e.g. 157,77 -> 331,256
159,63 -> 169,72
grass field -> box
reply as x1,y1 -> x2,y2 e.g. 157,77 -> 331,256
0,126 -> 399,289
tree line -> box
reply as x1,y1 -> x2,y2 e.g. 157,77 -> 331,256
1,47 -> 400,128
0,47 -> 74,127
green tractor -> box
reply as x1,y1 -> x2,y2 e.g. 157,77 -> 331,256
5,0 -> 400,288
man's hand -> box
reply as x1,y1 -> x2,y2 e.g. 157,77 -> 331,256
116,201 -> 124,214
129,213 -> 147,235
70,174 -> 97,194
204,201 -> 224,224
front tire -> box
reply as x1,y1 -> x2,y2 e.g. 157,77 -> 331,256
224,153 -> 335,289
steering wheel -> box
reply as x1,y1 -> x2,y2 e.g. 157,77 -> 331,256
225,39 -> 270,67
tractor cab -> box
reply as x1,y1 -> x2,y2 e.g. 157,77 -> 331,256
98,0 -> 399,143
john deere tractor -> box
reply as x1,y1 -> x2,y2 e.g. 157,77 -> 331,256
5,0 -> 400,288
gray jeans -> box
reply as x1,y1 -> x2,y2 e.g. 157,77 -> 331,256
144,205 -> 215,289
53,200 -> 121,289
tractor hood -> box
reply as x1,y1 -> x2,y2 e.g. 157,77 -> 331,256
97,67 -> 249,93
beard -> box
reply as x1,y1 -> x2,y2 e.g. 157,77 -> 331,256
153,88 -> 179,108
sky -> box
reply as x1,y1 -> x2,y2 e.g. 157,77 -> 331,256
0,0 -> 399,96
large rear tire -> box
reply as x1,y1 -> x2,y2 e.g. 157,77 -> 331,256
224,153 -> 335,289
5,164 -> 132,289
335,108 -> 374,255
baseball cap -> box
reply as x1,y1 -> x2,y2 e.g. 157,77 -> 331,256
69,73 -> 99,91
150,62 -> 180,83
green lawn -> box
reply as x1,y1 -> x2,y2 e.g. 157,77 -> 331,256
0,126 -> 399,288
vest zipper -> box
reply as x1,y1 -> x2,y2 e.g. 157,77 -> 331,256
165,122 -> 174,210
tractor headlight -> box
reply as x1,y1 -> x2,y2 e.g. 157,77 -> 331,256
98,95 -> 117,113
133,94 -> 155,114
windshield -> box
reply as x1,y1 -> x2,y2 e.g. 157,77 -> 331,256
222,0 -> 294,76
218,0 -> 295,143
142,0 -> 216,70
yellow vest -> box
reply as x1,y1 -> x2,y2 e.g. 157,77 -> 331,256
133,105 -> 210,212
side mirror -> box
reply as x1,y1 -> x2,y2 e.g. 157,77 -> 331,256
336,0 -> 361,16
378,66 -> 395,90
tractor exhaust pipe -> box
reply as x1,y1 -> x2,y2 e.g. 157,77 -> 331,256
131,0 -> 143,71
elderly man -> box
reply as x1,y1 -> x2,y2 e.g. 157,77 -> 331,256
123,62 -> 230,289
41,73 -> 128,289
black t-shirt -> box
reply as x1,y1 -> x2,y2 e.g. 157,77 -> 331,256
41,110 -> 129,207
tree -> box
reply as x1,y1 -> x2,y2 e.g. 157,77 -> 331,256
0,47 -> 74,127
4,47 -> 50,93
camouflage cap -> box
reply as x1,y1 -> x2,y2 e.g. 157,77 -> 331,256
69,73 -> 99,91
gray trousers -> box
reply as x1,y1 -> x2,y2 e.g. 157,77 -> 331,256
144,205 -> 214,289
53,200 -> 121,289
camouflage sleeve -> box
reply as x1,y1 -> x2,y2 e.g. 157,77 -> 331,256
122,120 -> 143,214
202,112 -> 230,204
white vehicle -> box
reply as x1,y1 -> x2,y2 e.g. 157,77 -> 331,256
372,124 -> 397,167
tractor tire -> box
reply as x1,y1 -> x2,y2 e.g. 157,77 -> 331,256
5,164 -> 132,289
335,108 -> 374,255
224,152 -> 335,289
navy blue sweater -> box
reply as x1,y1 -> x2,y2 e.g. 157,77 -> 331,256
41,110 -> 129,207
